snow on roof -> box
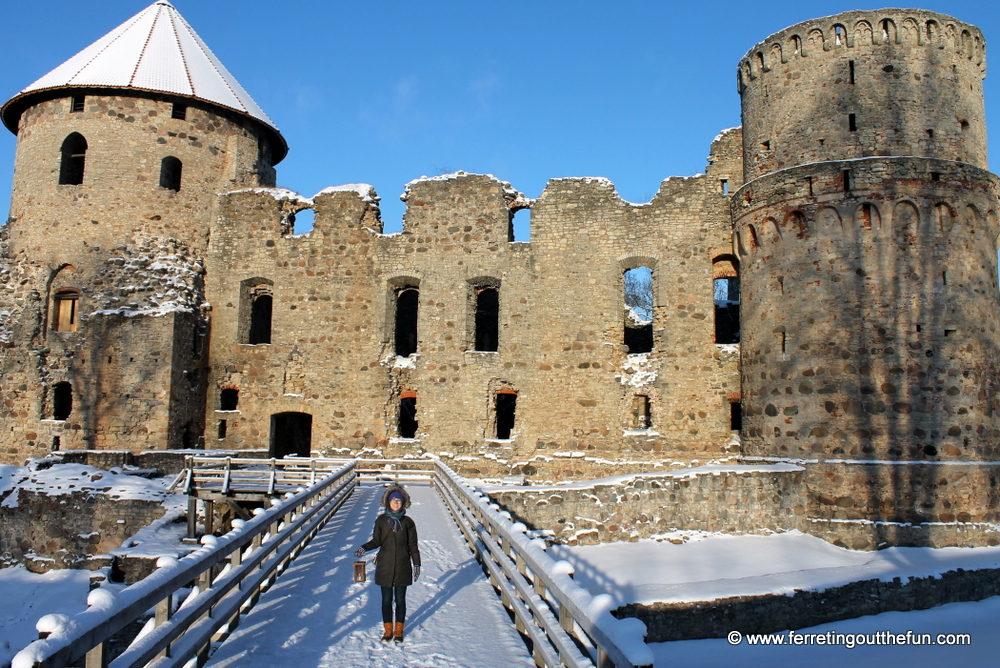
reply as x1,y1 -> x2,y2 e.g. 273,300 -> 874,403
4,1 -> 280,137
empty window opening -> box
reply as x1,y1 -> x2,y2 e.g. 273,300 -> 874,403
927,129 -> 935,138
835,25 -> 844,45
713,258 -> 740,344
171,103 -> 187,120
806,176 -> 814,196
843,170 -> 852,192
818,138 -> 825,146
53,289 -> 80,332
761,140 -> 771,150
848,113 -> 857,132
217,420 -> 227,439
291,208 -> 314,235
53,382 -> 73,421
511,207 -> 530,242
942,271 -> 948,286
71,95 -> 85,113
848,60 -> 855,84
960,120 -> 970,132
395,287 -> 419,357
730,402 -> 743,431
269,412 -> 312,458
52,436 -> 61,451
59,133 -> 87,185
495,392 -> 517,439
220,388 -> 239,411
917,324 -> 923,333
632,395 -> 651,430
399,394 -> 418,438
931,171 -> 941,181
159,156 -> 182,191
250,294 -> 272,344
944,329 -> 956,337
475,287 -> 500,351
624,266 -> 654,354
720,179 -> 729,195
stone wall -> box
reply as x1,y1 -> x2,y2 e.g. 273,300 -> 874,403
487,464 -> 804,544
617,566 -> 1000,641
0,488 -> 167,571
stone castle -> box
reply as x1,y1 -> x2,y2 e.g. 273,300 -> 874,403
1,3 -> 998,549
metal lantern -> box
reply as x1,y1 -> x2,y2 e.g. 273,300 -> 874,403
353,560 -> 367,583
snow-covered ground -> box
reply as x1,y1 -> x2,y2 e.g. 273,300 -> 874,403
4,480 -> 999,666
0,567 -> 93,666
204,483 -> 535,668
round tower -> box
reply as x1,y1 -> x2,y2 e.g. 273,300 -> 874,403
734,10 -> 1000,544
0,0 -> 286,263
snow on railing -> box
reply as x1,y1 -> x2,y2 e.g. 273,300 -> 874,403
432,461 -> 653,668
11,461 -> 357,668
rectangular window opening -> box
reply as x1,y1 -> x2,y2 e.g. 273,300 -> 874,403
944,329 -> 956,337
931,171 -> 941,181
217,420 -> 227,439
843,170 -> 851,192
495,392 -> 517,439
730,402 -> 743,432
927,129 -> 935,139
806,176 -> 814,196
399,396 -> 418,438
942,271 -> 948,285
848,113 -> 857,132
171,103 -> 188,120
848,60 -> 855,84
720,179 -> 729,195
632,395 -> 651,430
917,324 -> 923,333
71,95 -> 85,113
52,436 -> 61,451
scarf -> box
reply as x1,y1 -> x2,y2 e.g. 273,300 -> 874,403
385,507 -> 406,532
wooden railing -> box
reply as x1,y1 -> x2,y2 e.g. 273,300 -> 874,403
431,461 -> 652,668
12,461 -> 356,668
12,458 -> 650,668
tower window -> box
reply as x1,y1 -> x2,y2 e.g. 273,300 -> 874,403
843,170 -> 852,192
399,393 -> 418,438
495,391 -> 517,439
220,388 -> 239,411
632,395 -> 651,430
713,257 -> 740,344
394,287 -> 419,357
217,420 -> 227,439
53,289 -> 80,332
720,179 -> 729,195
71,95 -> 85,113
53,382 -> 73,421
848,60 -> 855,84
239,279 -> 273,344
848,113 -> 857,132
474,287 -> 500,352
171,103 -> 187,120
159,156 -> 182,191
59,133 -> 87,185
730,402 -> 743,431
960,120 -> 970,132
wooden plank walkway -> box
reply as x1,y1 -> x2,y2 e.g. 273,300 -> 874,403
204,483 -> 536,668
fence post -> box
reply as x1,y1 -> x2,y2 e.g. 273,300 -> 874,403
85,642 -> 108,668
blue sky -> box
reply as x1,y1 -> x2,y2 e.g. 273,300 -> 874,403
2,1 -> 999,239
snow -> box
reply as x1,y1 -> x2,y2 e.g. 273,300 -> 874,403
0,566 -> 92,667
0,462 -> 177,508
616,352 -> 658,387
401,172 -> 531,210
203,484 -> 535,668
314,183 -> 379,202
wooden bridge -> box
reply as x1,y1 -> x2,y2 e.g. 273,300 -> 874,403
11,458 -> 652,668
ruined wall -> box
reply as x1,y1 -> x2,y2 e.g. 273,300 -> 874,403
204,131 -> 743,479
739,10 -> 987,181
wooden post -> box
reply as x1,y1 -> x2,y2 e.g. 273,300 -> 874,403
155,594 -> 172,659
187,496 -> 198,539
204,500 -> 215,536
85,642 -> 108,668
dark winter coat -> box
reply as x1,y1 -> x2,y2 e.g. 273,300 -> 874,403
361,486 -> 421,587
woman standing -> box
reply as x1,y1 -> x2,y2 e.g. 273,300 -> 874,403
355,485 -> 421,643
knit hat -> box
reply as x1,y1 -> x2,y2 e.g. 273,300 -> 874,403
388,490 -> 405,504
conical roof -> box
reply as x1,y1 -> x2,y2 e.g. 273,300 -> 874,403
2,1 -> 285,160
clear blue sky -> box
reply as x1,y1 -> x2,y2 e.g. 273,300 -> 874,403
2,1 -> 999,239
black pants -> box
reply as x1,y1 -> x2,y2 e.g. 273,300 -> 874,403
381,586 -> 407,623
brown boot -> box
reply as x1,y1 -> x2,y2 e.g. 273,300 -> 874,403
393,622 -> 404,643
381,622 -> 393,642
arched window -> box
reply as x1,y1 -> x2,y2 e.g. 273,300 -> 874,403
220,388 -> 239,411
474,286 -> 500,351
395,287 -> 419,357
623,266 -> 654,354
713,257 -> 740,344
159,156 -> 182,191
59,133 -> 87,185
53,288 -> 81,332
239,278 -> 274,345
52,382 -> 73,420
